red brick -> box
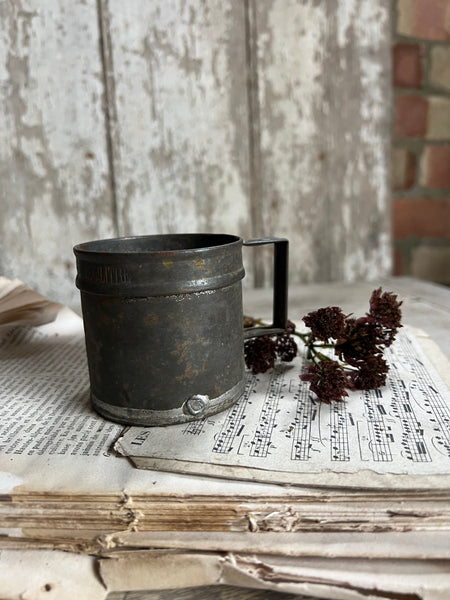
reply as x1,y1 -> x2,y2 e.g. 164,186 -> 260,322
393,197 -> 450,239
394,95 -> 428,138
414,0 -> 450,40
397,0 -> 450,41
393,43 -> 423,88
392,147 -> 416,189
420,145 -> 450,188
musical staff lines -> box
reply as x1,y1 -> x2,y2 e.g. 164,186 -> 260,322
182,417 -> 207,436
330,401 -> 350,461
392,335 -> 450,458
362,388 -> 393,462
388,375 -> 431,462
249,368 -> 285,458
291,381 -> 314,461
212,373 -> 257,454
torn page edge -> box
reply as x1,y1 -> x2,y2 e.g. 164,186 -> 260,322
126,457 -> 450,490
99,530 -> 450,559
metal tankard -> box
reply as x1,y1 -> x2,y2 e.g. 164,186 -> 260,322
74,234 -> 288,426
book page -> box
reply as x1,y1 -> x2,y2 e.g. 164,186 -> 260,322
106,530 -> 450,559
0,276 -> 61,327
116,328 -> 450,488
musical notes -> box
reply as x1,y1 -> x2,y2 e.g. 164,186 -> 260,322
386,333 -> 450,459
249,367 -> 285,458
361,388 -> 393,462
212,374 -> 257,454
330,401 -> 350,461
291,380 -> 314,461
182,418 -> 207,436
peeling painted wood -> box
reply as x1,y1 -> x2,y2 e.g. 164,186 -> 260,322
104,0 -> 252,242
253,0 -> 392,286
0,0 -> 392,307
0,1 -> 115,307
107,0 -> 391,289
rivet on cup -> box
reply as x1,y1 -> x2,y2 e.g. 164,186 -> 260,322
184,394 -> 210,416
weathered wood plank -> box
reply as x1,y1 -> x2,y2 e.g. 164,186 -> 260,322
0,0 -> 115,307
104,0 -> 252,245
0,0 -> 392,304
252,0 -> 392,286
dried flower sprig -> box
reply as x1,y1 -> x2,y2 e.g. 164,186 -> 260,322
244,288 -> 403,404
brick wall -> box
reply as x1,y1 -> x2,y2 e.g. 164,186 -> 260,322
392,0 -> 450,285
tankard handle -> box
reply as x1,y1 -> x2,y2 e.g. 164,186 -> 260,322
242,238 -> 288,340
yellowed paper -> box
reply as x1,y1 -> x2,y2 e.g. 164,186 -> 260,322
103,530 -> 450,559
99,552 -> 222,591
0,549 -> 106,600
0,277 -> 61,328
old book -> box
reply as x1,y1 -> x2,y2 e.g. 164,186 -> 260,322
1,277 -> 450,600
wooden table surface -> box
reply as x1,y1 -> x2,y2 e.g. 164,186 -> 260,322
106,276 -> 450,600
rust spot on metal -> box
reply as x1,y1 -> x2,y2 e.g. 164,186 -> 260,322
162,259 -> 173,270
144,314 -> 159,326
194,257 -> 205,269
171,340 -> 194,364
176,362 -> 199,383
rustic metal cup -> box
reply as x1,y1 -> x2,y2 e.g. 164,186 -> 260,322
74,234 -> 288,426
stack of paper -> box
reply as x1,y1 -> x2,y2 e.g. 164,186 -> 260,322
1,278 -> 450,600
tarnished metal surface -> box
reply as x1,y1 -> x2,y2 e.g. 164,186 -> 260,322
75,234 -> 245,296
91,381 -> 245,427
74,234 -> 288,426
75,234 -> 245,425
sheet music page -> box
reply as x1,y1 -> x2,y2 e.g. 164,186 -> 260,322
117,328 -> 450,484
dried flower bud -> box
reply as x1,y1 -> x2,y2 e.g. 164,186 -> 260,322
286,320 -> 296,334
369,288 -> 402,331
348,355 -> 389,390
300,360 -> 349,404
276,334 -> 298,362
303,307 -> 346,341
244,336 -> 277,374
334,317 -> 381,364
